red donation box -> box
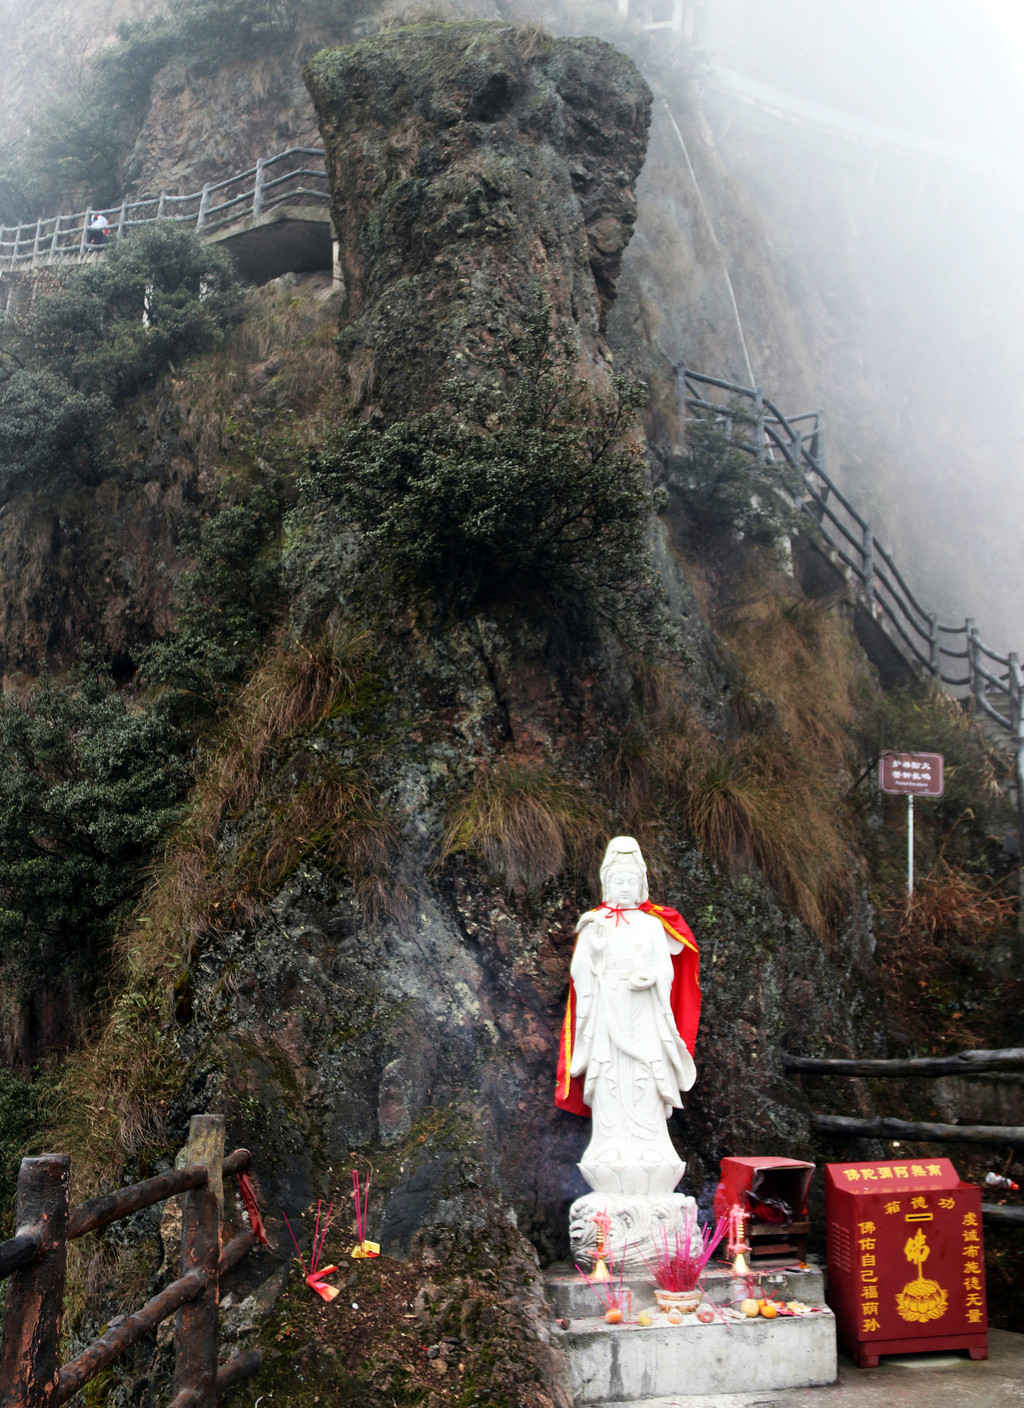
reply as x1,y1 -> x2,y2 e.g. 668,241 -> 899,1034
826,1158 -> 987,1367
713,1156 -> 814,1260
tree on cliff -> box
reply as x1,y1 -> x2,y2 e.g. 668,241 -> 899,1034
302,313 -> 668,645
0,225 -> 238,483
0,665 -> 190,967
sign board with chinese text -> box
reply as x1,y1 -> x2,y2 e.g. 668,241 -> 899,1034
879,752 -> 944,797
825,1158 -> 986,1367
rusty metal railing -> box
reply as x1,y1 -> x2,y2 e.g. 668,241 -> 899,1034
0,1114 -> 264,1408
0,146 -> 328,273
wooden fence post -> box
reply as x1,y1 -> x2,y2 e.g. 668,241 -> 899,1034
171,1115 -> 224,1408
753,385 -> 765,465
928,612 -> 939,676
0,1155 -> 71,1408
968,622 -> 985,716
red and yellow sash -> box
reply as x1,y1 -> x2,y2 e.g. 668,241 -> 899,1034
554,902 -> 700,1116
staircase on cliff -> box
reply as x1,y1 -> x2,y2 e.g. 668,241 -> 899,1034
0,145 -> 333,293
677,366 -> 1024,767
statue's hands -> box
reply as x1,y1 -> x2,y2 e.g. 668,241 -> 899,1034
627,972 -> 655,990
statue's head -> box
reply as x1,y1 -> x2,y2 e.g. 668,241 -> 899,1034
599,835 -> 648,907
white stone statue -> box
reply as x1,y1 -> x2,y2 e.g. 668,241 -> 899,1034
556,837 -> 702,1269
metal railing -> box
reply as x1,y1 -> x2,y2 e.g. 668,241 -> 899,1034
0,146 -> 329,273
676,365 -> 1024,741
0,1114 -> 264,1408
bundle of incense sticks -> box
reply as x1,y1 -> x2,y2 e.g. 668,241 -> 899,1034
575,1256 -> 630,1320
282,1201 -> 341,1302
351,1168 -> 379,1258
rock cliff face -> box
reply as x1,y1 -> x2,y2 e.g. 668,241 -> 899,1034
305,23 -> 651,411
0,18 -> 919,1403
122,36 -> 325,198
0,0 -> 155,140
155,16 -> 873,1295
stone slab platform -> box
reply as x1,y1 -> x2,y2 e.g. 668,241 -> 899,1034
545,1261 -> 825,1319
585,1328 -> 1024,1408
554,1308 -> 837,1403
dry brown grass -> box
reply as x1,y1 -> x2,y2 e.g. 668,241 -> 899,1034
442,759 -> 609,893
160,280 -> 341,481
886,860 -> 1015,958
378,4 -> 461,29
721,589 -> 859,771
877,859 -> 1017,1048
606,655 -> 855,936
347,348 -> 377,407
136,625 -> 397,970
513,21 -> 553,59
384,117 -> 428,182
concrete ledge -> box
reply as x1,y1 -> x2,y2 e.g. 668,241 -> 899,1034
545,1263 -> 825,1319
208,205 -> 331,284
556,1309 -> 837,1403
583,1328 -> 1024,1408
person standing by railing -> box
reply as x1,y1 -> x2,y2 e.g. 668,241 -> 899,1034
86,213 -> 110,247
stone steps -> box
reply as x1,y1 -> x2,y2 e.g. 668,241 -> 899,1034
544,1263 -> 837,1404
554,1309 -> 837,1403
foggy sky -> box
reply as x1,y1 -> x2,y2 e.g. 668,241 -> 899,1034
702,0 -> 1024,653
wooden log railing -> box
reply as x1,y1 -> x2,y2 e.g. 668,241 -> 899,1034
0,1114 -> 264,1408
785,1047 -> 1024,1228
0,146 -> 328,273
810,1113 -> 1024,1146
783,1048 -> 1024,1078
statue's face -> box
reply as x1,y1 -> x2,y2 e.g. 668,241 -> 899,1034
604,865 -> 643,907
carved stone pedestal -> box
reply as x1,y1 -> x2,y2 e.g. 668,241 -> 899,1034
568,1190 -> 700,1273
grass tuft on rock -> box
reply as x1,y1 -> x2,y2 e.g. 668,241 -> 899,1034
442,759 -> 608,894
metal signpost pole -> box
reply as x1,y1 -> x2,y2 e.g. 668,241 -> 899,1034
879,753 -> 944,901
907,793 -> 914,898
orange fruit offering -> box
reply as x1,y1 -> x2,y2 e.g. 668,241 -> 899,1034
759,1303 -> 778,1318
605,1307 -> 623,1324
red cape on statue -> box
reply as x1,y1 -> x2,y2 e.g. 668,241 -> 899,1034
554,902 -> 700,1117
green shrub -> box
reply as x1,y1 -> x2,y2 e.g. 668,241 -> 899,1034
0,1070 -> 41,1237
856,682 -> 1007,830
0,665 -> 191,965
0,226 -> 239,482
143,467 -> 286,720
301,312 -> 668,645
0,369 -> 108,480
667,414 -> 800,551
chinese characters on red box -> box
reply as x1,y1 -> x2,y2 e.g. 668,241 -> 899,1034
826,1159 -> 987,1367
